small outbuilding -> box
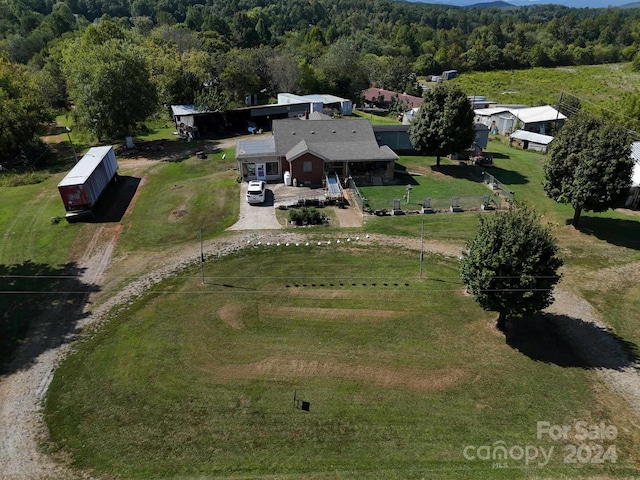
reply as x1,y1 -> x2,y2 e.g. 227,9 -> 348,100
509,130 -> 554,153
171,105 -> 221,138
475,105 -> 566,136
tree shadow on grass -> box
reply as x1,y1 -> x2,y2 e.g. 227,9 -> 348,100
487,152 -> 509,159
566,216 -> 640,251
0,261 -> 99,374
394,171 -> 420,186
430,164 -> 484,182
482,165 -> 529,185
506,313 -> 639,370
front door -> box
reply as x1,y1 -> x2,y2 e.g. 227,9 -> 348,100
256,163 -> 266,180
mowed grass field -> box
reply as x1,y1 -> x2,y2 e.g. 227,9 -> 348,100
3,94 -> 640,478
45,245 -> 639,479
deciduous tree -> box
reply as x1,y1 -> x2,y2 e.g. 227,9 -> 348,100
408,83 -> 474,166
543,113 -> 633,227
63,36 -> 158,140
0,58 -> 53,166
461,204 -> 563,332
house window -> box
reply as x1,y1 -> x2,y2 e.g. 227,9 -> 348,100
266,162 -> 279,175
303,161 -> 313,173
247,163 -> 256,176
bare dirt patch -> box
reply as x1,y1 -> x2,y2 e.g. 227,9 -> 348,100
370,234 -> 464,258
117,158 -> 159,173
168,208 -> 189,222
259,305 -> 400,322
218,304 -> 245,330
615,208 -> 640,217
332,206 -> 362,228
211,356 -> 468,392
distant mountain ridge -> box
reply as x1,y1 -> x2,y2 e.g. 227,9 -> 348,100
415,0 -> 640,8
463,1 -> 515,8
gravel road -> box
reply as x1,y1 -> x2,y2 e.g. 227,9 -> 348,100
1,221 -> 639,479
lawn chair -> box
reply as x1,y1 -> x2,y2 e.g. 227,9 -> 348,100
293,390 -> 310,411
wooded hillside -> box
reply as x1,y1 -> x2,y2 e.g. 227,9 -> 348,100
3,0 -> 640,162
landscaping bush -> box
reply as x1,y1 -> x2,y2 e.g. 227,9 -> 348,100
288,207 -> 325,225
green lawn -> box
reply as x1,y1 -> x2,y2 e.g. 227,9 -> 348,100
0,171 -> 84,364
116,150 -> 239,253
0,173 -> 79,267
10,109 -> 639,479
46,246 -> 637,479
360,158 -> 493,212
352,109 -> 400,125
452,63 -> 640,113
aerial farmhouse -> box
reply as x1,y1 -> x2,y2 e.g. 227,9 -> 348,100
236,118 -> 398,187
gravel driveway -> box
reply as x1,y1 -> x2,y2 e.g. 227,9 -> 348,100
227,182 -> 281,230
227,183 -> 330,231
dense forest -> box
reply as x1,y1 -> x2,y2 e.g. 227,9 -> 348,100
3,0 -> 640,164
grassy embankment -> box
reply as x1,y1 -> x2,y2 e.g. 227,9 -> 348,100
0,117 -> 237,365
453,63 -> 640,115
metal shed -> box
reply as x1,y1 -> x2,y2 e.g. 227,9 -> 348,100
509,130 -> 554,153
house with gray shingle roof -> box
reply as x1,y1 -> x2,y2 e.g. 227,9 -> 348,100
236,118 -> 398,186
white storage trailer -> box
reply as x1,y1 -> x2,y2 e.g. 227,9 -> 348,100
57,146 -> 118,221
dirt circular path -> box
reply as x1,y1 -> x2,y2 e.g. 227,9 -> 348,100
1,231 -> 639,477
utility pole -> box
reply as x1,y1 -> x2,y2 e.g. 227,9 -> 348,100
66,127 -> 78,163
200,228 -> 205,284
419,220 -> 424,279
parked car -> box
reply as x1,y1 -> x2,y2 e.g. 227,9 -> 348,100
246,180 -> 266,204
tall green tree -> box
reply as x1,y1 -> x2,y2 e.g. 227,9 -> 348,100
0,58 -> 53,166
408,83 -> 474,166
543,113 -> 634,227
219,48 -> 261,106
461,204 -> 563,332
318,37 -> 367,99
63,37 -> 158,140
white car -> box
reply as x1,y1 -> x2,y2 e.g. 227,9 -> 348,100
246,180 -> 266,204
